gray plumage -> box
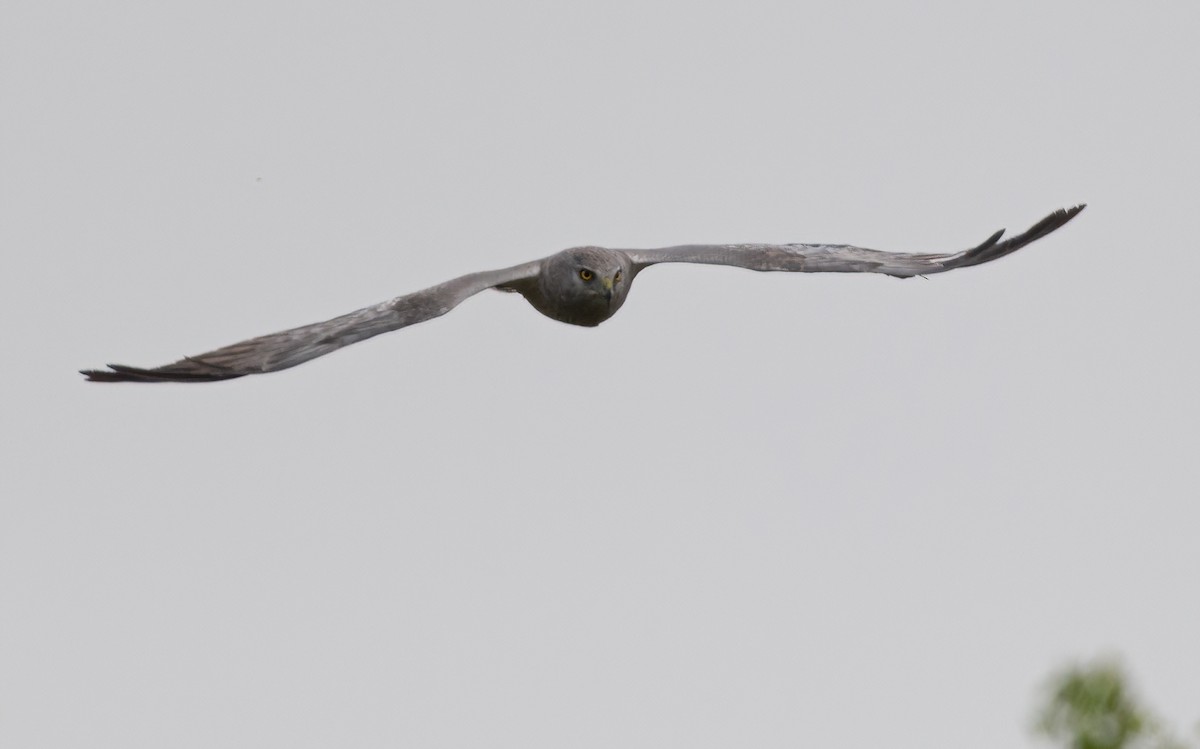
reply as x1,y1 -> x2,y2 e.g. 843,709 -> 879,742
82,205 -> 1085,383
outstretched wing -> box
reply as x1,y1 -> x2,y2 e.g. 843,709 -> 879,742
82,260 -> 542,383
622,205 -> 1085,278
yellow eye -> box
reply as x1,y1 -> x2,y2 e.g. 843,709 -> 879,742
614,271 -> 622,282
579,269 -> 593,281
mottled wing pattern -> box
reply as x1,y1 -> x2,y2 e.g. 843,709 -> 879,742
82,261 -> 542,382
622,205 -> 1084,278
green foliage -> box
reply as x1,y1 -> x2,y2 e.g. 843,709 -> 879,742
1035,659 -> 1189,749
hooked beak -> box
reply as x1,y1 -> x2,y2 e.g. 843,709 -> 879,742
601,276 -> 613,302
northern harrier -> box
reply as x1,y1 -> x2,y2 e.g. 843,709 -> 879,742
82,205 -> 1085,383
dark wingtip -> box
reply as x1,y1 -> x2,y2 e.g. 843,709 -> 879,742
81,368 -> 131,383
80,362 -> 245,383
976,228 -> 1006,252
80,364 -> 172,383
1021,203 -> 1087,241
959,204 -> 1087,268
1052,203 -> 1087,224
1045,203 -> 1087,229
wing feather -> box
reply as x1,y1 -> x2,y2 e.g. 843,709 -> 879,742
81,261 -> 541,383
623,205 -> 1085,278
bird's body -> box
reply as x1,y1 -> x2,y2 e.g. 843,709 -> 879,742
82,205 -> 1085,383
509,247 -> 634,327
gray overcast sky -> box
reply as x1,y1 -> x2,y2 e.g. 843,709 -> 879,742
2,1 -> 1197,747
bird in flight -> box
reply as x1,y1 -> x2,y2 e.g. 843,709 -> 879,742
82,205 -> 1085,383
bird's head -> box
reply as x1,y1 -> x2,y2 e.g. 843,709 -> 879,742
540,246 -> 633,326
